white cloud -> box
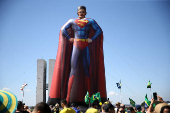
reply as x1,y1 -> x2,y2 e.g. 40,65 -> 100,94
2,87 -> 10,91
24,89 -> 31,92
108,91 -> 118,96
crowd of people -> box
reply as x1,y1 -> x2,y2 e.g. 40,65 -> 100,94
14,95 -> 170,113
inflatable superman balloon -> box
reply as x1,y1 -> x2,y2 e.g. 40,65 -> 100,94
47,6 -> 107,106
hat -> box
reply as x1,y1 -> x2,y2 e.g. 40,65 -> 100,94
155,103 -> 170,113
55,103 -> 59,107
135,105 -> 141,111
0,90 -> 18,113
116,102 -> 121,105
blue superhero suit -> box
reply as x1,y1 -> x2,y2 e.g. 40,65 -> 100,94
61,18 -> 102,103
48,18 -> 107,106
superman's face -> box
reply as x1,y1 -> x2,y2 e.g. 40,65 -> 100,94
77,9 -> 86,19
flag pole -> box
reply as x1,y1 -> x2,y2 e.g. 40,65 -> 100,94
150,88 -> 152,99
22,90 -> 24,103
120,79 -> 122,103
120,88 -> 122,103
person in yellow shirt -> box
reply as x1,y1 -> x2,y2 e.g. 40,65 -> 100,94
60,99 -> 76,113
86,100 -> 99,113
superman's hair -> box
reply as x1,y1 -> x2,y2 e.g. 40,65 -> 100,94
77,6 -> 86,12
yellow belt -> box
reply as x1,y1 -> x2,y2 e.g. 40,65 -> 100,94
74,39 -> 88,42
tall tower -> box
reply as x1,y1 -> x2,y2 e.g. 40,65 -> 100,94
48,59 -> 55,96
36,59 -> 47,104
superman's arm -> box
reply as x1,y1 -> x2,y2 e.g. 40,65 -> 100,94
91,19 -> 102,41
61,19 -> 73,40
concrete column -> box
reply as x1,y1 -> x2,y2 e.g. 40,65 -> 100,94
36,59 -> 47,104
48,59 -> 55,96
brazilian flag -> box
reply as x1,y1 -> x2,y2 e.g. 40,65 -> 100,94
129,98 -> 135,107
145,94 -> 156,108
147,80 -> 152,88
90,92 -> 101,104
145,94 -> 151,108
85,91 -> 90,104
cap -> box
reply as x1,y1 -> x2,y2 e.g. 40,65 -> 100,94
135,105 -> 141,111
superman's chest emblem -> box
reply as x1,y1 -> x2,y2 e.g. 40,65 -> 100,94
74,19 -> 89,28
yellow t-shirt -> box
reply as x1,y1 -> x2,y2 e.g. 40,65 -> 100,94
60,108 -> 76,113
86,108 -> 99,113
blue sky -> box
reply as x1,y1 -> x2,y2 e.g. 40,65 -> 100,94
0,0 -> 170,106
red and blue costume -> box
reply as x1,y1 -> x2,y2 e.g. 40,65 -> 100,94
48,18 -> 107,105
